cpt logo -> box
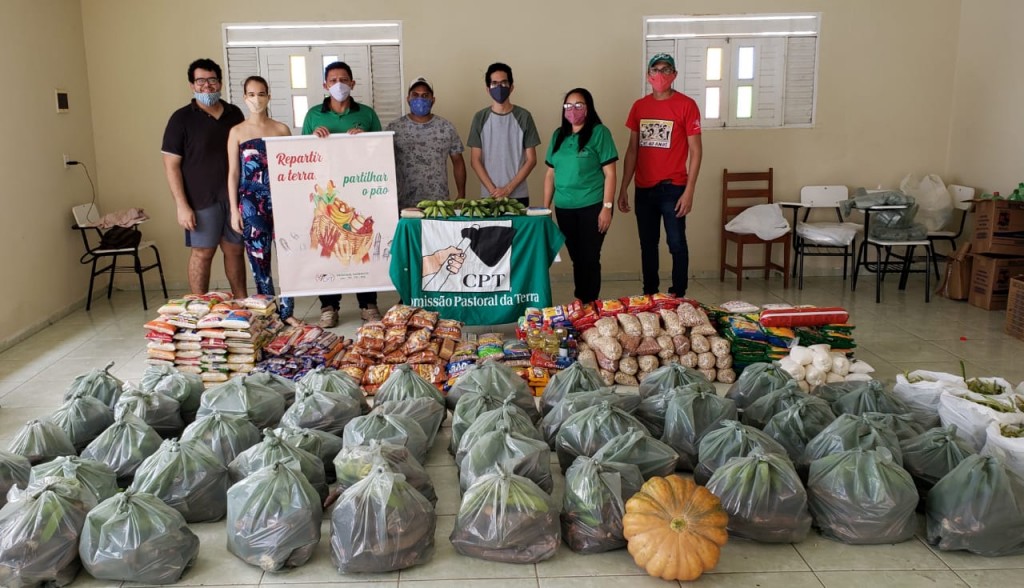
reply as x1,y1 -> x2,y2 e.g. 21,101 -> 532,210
420,220 -> 514,293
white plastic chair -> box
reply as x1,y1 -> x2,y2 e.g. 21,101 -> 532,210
72,203 -> 167,310
783,185 -> 860,289
927,185 -> 975,272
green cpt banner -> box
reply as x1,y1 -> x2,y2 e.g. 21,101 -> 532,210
389,216 -> 565,325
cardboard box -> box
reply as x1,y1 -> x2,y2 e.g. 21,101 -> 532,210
971,199 -> 1024,256
968,254 -> 1024,310
1006,275 -> 1024,340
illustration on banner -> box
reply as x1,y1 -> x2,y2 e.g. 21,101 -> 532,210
309,180 -> 375,265
420,219 -> 514,293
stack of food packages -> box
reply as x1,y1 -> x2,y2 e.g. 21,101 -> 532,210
705,302 -> 856,370
332,304 -> 456,394
256,325 -> 351,380
143,293 -> 281,386
557,294 -> 737,385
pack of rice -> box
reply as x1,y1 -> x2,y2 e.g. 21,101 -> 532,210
296,366 -> 369,414
181,409 -> 262,465
7,418 -> 76,465
80,411 -> 163,487
115,384 -> 185,439
901,425 -> 974,499
49,392 -> 114,452
450,467 -> 559,563
541,387 -> 640,447
29,456 -> 118,503
79,489 -> 200,584
331,466 -> 435,573
460,424 -> 552,493
706,451 -> 811,543
724,361 -> 793,411
229,428 -> 328,503
64,361 -> 123,409
333,439 -> 436,504
762,396 -> 836,461
892,370 -> 966,429
343,412 -> 429,465
540,361 -> 605,416
140,362 -> 205,422
555,401 -> 650,472
798,412 -> 904,478
455,399 -> 544,460
807,448 -> 917,544
0,477 -> 96,587
372,397 -> 446,449
279,387 -> 361,436
226,460 -> 322,571
661,385 -> 738,471
0,450 -> 30,508
926,454 -> 1024,556
445,361 -> 537,420
592,428 -> 679,479
130,438 -> 229,523
561,455 -> 643,553
198,375 -> 286,429
638,362 -> 709,400
694,420 -> 788,485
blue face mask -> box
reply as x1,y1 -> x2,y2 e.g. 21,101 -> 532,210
409,97 -> 433,117
488,85 -> 511,104
194,91 -> 221,107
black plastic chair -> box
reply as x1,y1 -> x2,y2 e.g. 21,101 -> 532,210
72,204 -> 167,310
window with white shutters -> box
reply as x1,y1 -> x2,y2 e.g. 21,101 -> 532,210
643,13 -> 820,129
223,22 -> 403,134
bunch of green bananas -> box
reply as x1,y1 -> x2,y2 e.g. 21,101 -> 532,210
417,199 -> 456,218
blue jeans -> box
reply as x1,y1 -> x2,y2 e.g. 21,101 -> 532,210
635,183 -> 689,296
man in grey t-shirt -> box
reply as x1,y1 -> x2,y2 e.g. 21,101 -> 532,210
467,62 -> 540,207
387,77 -> 467,209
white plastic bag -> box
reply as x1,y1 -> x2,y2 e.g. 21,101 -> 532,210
900,173 -> 952,232
893,370 -> 966,428
938,390 -> 1020,451
724,203 -> 790,240
981,414 -> 1024,480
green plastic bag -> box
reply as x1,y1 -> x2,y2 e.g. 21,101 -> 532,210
374,363 -> 445,409
662,386 -> 738,471
901,425 -> 974,498
707,451 -> 811,543
741,381 -> 808,429
80,412 -> 163,487
694,420 -> 787,486
8,419 -> 76,465
30,456 -> 118,503
0,450 -> 30,509
373,397 -> 446,449
130,439 -> 229,523
63,361 -> 122,409
296,366 -> 368,414
198,376 -> 286,430
445,361 -> 537,420
807,448 -> 917,544
542,387 -> 640,447
279,388 -> 360,436
332,439 -> 436,505
140,363 -> 204,421
79,489 -> 199,583
827,380 -> 909,417
561,455 -> 643,553
762,396 -> 836,460
555,401 -> 650,472
541,361 -> 605,416
638,362 -> 710,400
50,393 -> 114,452
725,361 -> 793,410
926,454 -> 1024,556
342,412 -> 429,465
460,426 -> 552,493
227,460 -> 322,571
115,385 -> 184,439
637,382 -> 717,439
229,429 -> 327,503
181,410 -> 261,465
799,413 -> 903,476
592,428 -> 679,480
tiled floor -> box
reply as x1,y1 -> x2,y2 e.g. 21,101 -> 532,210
2,274 -> 1023,587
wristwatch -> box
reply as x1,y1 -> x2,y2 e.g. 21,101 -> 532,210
603,202 -> 613,209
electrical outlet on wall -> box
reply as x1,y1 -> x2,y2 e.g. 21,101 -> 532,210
63,154 -> 71,168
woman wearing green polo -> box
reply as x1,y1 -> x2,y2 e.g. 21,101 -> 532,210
543,87 -> 618,303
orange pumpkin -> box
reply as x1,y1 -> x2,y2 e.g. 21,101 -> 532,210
622,475 -> 729,581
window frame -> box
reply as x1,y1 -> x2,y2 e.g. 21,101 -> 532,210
643,13 -> 820,130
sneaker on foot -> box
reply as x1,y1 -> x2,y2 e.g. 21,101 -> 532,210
319,308 -> 339,328
360,305 -> 382,322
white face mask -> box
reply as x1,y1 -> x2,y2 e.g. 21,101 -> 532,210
328,82 -> 351,102
245,96 -> 269,114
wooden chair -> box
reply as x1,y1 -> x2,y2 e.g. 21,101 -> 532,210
720,168 -> 791,290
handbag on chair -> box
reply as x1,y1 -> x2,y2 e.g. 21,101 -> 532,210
98,226 -> 142,250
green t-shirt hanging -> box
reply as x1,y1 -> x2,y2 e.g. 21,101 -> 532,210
544,123 -> 618,209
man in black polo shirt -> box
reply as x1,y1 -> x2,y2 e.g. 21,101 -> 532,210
161,58 -> 247,298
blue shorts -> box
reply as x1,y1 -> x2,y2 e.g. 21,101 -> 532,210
185,199 -> 243,248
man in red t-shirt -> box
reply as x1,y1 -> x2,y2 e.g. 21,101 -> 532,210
618,53 -> 703,297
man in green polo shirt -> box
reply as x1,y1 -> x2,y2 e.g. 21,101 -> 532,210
301,61 -> 383,327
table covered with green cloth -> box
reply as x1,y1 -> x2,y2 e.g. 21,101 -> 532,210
389,215 -> 564,325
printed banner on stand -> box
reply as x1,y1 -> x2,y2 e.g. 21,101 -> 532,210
264,132 -> 398,297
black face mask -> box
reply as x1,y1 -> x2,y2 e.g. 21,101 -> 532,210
488,85 -> 511,104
